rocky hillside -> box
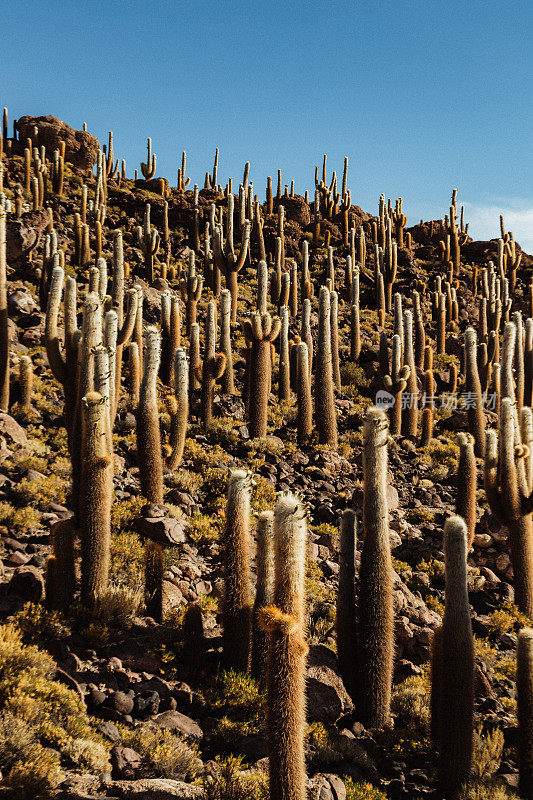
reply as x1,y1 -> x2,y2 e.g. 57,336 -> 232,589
0,113 -> 531,800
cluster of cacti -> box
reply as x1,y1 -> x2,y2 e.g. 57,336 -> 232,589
2,112 -> 533,800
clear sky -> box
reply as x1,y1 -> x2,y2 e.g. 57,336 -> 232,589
3,0 -> 533,248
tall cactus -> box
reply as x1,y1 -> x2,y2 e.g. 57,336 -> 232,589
278,306 -> 291,402
336,509 -> 358,701
222,470 -> 252,673
251,510 -> 275,682
456,432 -> 477,547
199,301 -> 226,428
432,515 -> 474,798
484,398 -> 533,617
243,311 -> 281,439
330,290 -> 341,390
180,254 -> 203,335
357,407 -> 394,728
401,310 -> 418,437
464,327 -> 485,456
79,391 -> 113,608
141,137 -> 157,179
296,342 -> 312,445
166,348 -> 189,470
260,493 -> 308,800
315,286 -> 338,447
517,627 -> 533,800
220,289 -> 235,395
213,195 -> 251,322
382,333 -> 410,437
136,204 -> 160,283
136,327 -> 164,621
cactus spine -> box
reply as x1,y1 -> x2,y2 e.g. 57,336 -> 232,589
261,493 -> 308,800
432,516 -> 474,798
222,470 -> 252,673
357,407 -> 394,728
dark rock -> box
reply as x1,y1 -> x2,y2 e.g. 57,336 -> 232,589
6,210 -> 49,263
135,515 -> 187,546
88,688 -> 107,710
108,691 -> 135,716
97,720 -> 122,743
152,710 -> 203,740
8,564 -> 44,601
111,744 -> 142,779
133,690 -> 160,719
0,413 -> 27,446
306,645 -> 353,724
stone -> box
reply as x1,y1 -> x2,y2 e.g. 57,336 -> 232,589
16,115 -> 99,169
306,645 -> 353,724
0,413 -> 27,446
162,580 -> 185,611
108,691 -> 134,716
8,289 -> 37,316
111,745 -> 142,779
133,690 -> 160,719
6,210 -> 49,263
135,515 -> 187,546
97,720 -> 122,743
152,710 -> 203,740
108,778 -> 204,799
8,565 -> 44,601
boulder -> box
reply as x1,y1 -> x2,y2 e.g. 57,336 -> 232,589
0,413 -> 27,446
16,115 -> 99,170
135,515 -> 187,546
8,565 -> 45,602
6,210 -> 49,263
152,710 -> 203,740
306,644 -> 353,724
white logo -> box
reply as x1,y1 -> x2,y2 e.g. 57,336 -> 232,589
375,390 -> 395,408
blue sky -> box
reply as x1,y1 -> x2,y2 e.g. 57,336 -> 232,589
4,0 -> 533,248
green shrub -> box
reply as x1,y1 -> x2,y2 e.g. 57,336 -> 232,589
0,624 -> 109,796
203,754 -> 268,800
344,778 -> 389,800
120,725 -> 201,779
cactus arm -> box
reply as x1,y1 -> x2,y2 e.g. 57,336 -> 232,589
117,289 -> 138,346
